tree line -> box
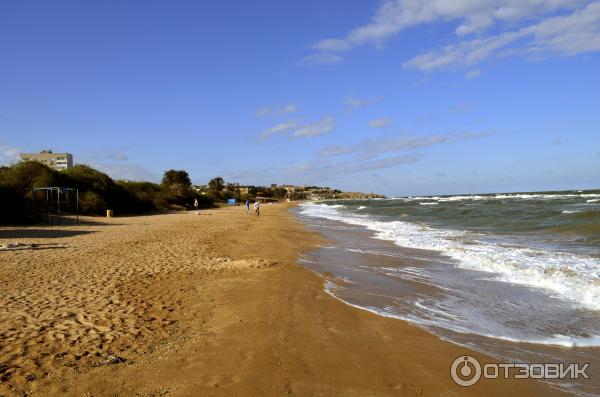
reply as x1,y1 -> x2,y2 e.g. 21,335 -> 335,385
0,162 -> 287,224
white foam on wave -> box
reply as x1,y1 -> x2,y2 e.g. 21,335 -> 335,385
587,199 -> 599,203
300,203 -> 600,312
419,202 -> 439,205
396,193 -> 600,202
562,210 -> 580,214
323,280 -> 600,347
357,206 -> 366,210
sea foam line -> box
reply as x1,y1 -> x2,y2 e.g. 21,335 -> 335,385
299,203 -> 600,312
322,280 -> 600,347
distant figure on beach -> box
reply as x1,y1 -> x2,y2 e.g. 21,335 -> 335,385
254,200 -> 260,216
245,199 -> 250,214
194,198 -> 199,209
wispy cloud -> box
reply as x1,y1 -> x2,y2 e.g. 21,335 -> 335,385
255,108 -> 273,117
369,117 -> 392,128
91,163 -> 160,182
283,154 -> 421,179
74,149 -> 129,165
77,149 -> 158,181
305,0 -> 598,69
302,52 -> 342,65
259,121 -> 299,140
319,131 -> 494,159
255,104 -> 298,118
465,69 -> 482,79
228,130 -> 494,184
403,2 -> 600,71
0,143 -> 21,165
292,116 -> 335,138
343,96 -> 380,111
260,116 -> 335,140
280,104 -> 298,114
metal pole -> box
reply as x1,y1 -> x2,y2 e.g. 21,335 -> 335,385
48,189 -> 52,225
76,189 -> 79,224
57,188 -> 61,226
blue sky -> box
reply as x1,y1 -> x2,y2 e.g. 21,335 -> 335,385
1,0 -> 599,196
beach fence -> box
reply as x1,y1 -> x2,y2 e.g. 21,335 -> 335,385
31,187 -> 79,226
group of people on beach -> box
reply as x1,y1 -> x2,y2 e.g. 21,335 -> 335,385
192,198 -> 261,215
246,199 -> 260,215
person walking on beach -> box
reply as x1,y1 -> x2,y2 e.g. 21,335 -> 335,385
245,199 -> 250,214
254,200 -> 260,216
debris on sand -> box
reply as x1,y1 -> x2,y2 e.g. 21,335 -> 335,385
91,355 -> 127,367
0,243 -> 39,250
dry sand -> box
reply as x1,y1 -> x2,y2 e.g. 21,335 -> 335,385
0,204 -> 567,396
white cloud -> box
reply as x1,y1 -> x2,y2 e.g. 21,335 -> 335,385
260,116 -> 336,140
280,104 -> 298,114
75,149 -> 157,181
526,1 -> 600,55
78,149 -> 131,164
319,131 -> 494,159
91,163 -> 160,182
306,0 -> 596,68
255,104 -> 298,118
403,30 -> 526,71
466,69 -> 483,79
292,116 -> 335,138
343,96 -> 380,111
404,2 -> 600,71
259,121 -> 299,140
283,154 -> 421,179
255,107 -> 273,117
369,117 -> 392,128
312,38 -> 354,52
0,144 -> 21,165
302,52 -> 342,65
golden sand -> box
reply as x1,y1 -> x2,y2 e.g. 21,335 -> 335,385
0,205 -> 565,396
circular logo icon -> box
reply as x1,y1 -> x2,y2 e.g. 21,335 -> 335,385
451,355 -> 482,387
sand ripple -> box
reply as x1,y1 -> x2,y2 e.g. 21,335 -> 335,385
0,212 -> 258,394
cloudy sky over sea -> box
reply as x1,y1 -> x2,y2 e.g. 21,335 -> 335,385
1,1 -> 599,195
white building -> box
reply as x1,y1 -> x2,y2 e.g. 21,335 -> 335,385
20,150 -> 73,171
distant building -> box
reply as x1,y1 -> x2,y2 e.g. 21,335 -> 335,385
20,150 -> 73,171
271,184 -> 278,188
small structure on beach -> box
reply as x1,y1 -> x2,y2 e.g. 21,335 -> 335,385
32,187 -> 79,225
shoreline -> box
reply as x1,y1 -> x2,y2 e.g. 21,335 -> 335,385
0,204 -> 566,396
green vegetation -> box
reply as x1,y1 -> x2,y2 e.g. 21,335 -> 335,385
0,160 -> 358,224
0,162 -> 296,224
0,163 -> 212,224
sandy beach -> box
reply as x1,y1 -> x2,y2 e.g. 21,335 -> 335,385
0,204 -> 567,396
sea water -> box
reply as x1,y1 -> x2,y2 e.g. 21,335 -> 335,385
295,190 -> 600,395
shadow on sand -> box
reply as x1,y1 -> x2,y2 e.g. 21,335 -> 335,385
0,229 -> 96,239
